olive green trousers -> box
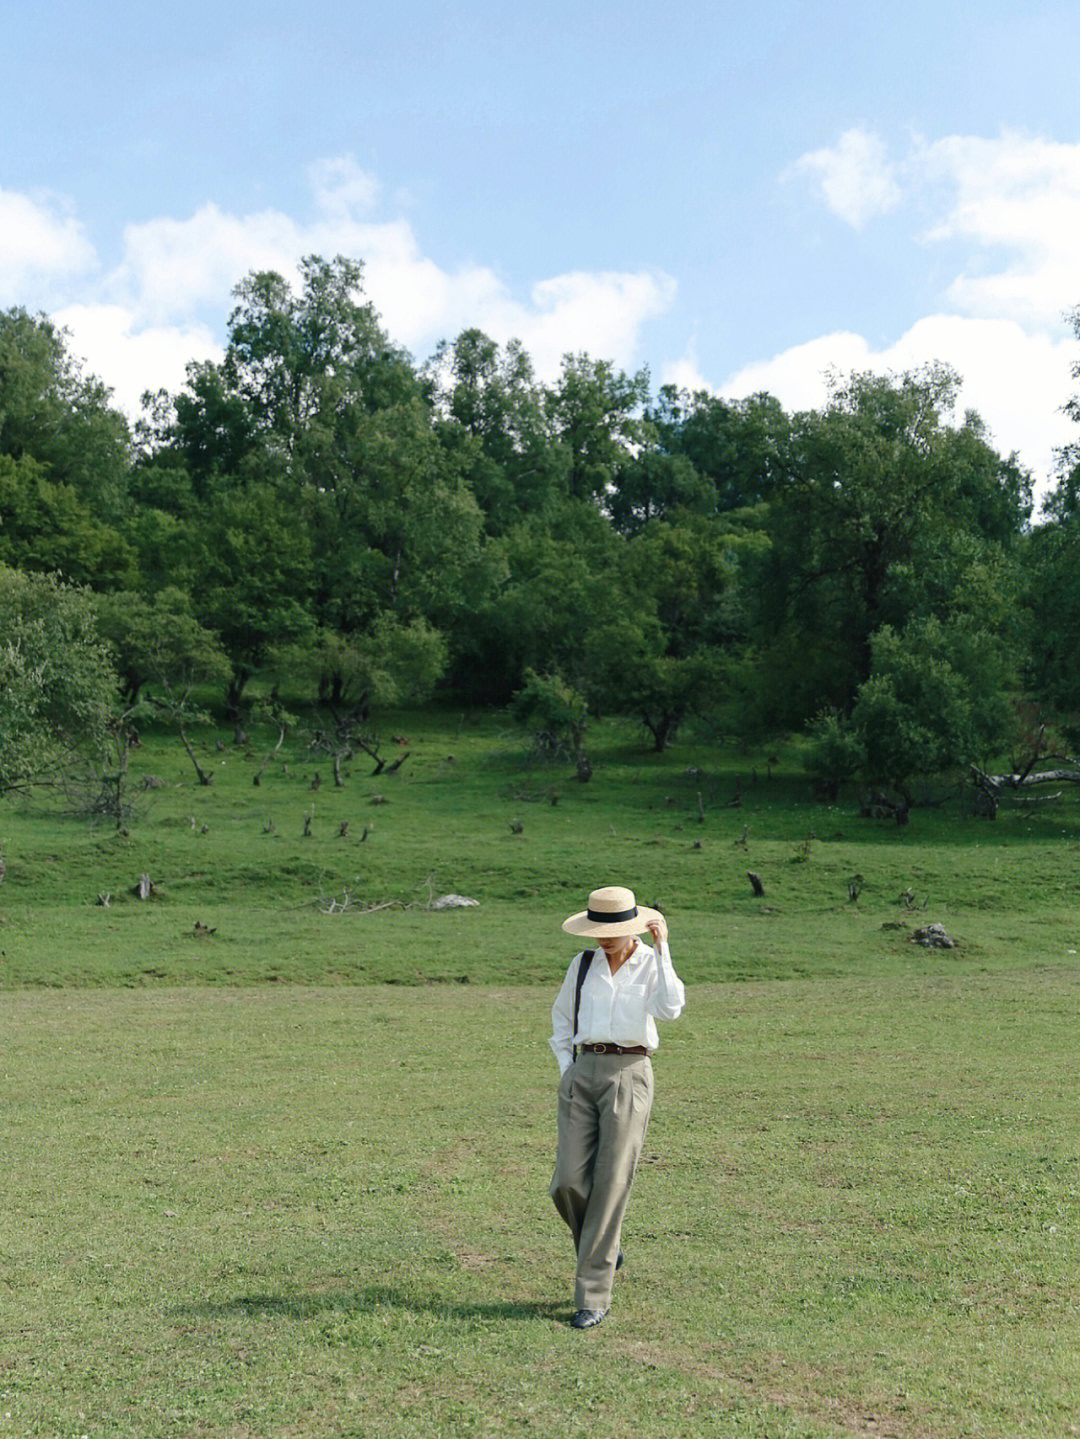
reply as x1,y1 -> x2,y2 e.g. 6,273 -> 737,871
550,1050 -> 654,1311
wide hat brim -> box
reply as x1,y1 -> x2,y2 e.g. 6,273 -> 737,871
562,903 -> 663,938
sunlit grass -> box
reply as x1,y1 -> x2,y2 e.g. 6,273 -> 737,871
4,976 -> 1080,1437
3,709 -> 1080,1434
1,707 -> 1078,990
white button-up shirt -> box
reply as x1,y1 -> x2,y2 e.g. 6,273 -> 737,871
549,939 -> 686,1074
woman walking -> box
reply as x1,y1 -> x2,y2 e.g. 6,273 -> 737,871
549,885 -> 686,1329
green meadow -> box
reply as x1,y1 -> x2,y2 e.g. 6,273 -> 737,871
3,710 -> 1080,1436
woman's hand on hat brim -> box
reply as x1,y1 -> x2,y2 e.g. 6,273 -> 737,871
646,916 -> 668,946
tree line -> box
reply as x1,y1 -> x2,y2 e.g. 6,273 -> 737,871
2,254 -> 1079,809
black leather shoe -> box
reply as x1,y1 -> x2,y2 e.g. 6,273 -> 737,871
570,1308 -> 607,1329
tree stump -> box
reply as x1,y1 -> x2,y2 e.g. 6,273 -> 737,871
747,871 -> 765,897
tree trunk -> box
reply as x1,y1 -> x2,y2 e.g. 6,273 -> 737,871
225,669 -> 250,723
253,724 -> 286,786
179,727 -> 214,785
642,708 -> 683,754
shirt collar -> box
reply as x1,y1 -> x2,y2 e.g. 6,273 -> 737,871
622,939 -> 650,971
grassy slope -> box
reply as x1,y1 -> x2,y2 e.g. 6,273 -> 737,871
1,706 -> 1078,989
3,711 -> 1080,1436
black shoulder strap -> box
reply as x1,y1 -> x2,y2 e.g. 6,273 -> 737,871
572,949 -> 595,1061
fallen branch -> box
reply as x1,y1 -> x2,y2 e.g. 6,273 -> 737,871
973,764 -> 1080,791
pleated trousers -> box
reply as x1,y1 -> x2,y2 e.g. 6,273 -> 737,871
549,1050 -> 654,1311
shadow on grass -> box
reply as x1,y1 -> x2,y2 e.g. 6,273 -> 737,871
175,1286 -> 567,1325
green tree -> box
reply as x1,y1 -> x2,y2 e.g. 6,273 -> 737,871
512,668 -> 590,763
302,395 -> 484,635
0,566 -> 117,794
188,481 -> 315,716
0,454 -> 138,588
147,257 -> 484,710
427,329 -> 560,534
0,307 -> 131,518
273,616 -> 447,722
146,361 -> 258,505
588,516 -> 758,751
94,588 -> 231,706
545,354 -> 649,504
804,616 -> 1013,805
648,386 -> 789,513
457,500 -> 621,701
856,617 -> 1012,797
607,449 -> 713,536
753,366 -> 1030,729
226,256 -> 418,447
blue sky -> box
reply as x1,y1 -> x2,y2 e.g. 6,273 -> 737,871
4,0 -> 1079,499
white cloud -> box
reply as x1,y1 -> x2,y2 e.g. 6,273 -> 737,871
107,202 -> 306,325
769,127 -> 1080,501
53,303 -> 221,415
75,159 -> 674,398
792,127 -> 1080,332
788,127 -> 902,228
918,130 -> 1080,327
0,187 -> 96,302
308,156 -> 381,218
719,314 -> 1075,500
660,341 -> 712,395
488,271 -> 678,377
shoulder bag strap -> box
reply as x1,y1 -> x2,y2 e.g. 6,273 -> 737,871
572,949 -> 595,1062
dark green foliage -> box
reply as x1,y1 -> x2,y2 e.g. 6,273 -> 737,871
94,588 -> 231,706
0,307 -> 132,518
511,668 -> 589,758
0,566 -> 117,793
751,365 -> 1030,730
5,267 -> 1080,796
0,453 -> 138,588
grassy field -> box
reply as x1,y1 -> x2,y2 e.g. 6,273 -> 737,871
5,975 -> 1080,1438
0,706 -> 1078,989
3,709 -> 1080,1436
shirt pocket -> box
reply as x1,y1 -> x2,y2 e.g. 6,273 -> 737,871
611,982 -> 649,1039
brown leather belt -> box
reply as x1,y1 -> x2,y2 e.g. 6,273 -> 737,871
579,1043 -> 649,1056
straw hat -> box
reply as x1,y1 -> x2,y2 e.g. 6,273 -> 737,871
561,885 -> 662,938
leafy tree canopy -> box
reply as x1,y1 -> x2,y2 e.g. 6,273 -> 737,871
0,566 -> 117,794
0,307 -> 131,517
